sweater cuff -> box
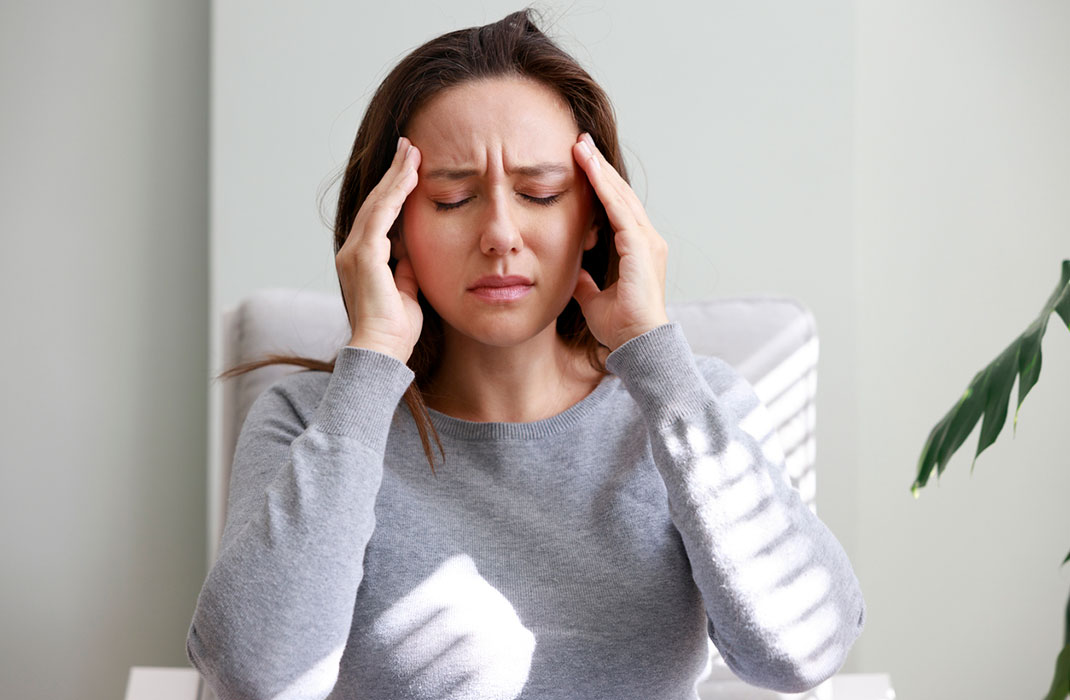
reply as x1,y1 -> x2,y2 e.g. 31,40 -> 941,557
605,322 -> 714,426
311,346 -> 415,447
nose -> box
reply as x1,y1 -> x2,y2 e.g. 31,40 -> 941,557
478,191 -> 523,256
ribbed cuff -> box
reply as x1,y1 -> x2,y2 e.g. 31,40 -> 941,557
605,322 -> 714,426
311,346 -> 415,448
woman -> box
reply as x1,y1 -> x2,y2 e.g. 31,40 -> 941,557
187,9 -> 865,700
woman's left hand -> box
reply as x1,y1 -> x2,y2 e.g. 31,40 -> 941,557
571,132 -> 670,351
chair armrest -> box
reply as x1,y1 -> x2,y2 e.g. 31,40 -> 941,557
124,667 -> 201,700
696,672 -> 894,699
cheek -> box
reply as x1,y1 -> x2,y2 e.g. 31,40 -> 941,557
562,197 -> 596,252
400,207 -> 439,257
399,207 -> 467,296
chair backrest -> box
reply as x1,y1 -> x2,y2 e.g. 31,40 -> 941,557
212,288 -> 819,560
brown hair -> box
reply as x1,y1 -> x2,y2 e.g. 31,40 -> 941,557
221,8 -> 628,471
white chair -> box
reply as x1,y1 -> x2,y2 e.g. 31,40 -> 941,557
128,288 -> 893,700
216,289 -> 823,698
212,288 -> 821,562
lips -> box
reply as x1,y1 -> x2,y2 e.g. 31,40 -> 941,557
467,275 -> 534,302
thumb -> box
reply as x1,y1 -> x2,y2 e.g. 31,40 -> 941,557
572,268 -> 601,309
394,256 -> 420,302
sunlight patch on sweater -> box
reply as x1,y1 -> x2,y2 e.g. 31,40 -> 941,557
778,600 -> 842,660
734,533 -> 814,594
718,500 -> 793,562
371,554 -> 535,699
754,566 -> 833,631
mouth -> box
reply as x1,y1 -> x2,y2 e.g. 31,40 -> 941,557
467,275 -> 534,301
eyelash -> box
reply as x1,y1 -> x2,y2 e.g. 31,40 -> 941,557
434,193 -> 562,212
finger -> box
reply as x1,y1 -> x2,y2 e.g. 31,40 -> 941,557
364,136 -> 415,202
363,145 -> 421,243
578,133 -> 651,227
572,267 -> 602,309
394,254 -> 420,302
368,140 -> 419,216
574,139 -> 636,235
338,144 -> 420,279
349,138 -> 418,241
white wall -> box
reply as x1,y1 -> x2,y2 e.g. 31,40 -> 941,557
214,2 -> 1070,695
854,1 -> 1070,697
0,2 -> 209,699
4,1 -> 1065,698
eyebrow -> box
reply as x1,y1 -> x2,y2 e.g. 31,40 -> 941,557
423,163 -> 572,181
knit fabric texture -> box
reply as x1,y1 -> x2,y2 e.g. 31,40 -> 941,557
188,322 -> 865,700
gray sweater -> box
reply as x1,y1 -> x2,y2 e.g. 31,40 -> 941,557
187,323 -> 865,700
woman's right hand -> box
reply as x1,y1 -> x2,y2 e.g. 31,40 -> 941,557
337,136 -> 423,363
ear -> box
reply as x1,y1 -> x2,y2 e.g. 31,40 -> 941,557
582,215 -> 599,251
389,222 -> 407,260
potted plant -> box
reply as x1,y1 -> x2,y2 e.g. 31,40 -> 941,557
914,259 -> 1070,700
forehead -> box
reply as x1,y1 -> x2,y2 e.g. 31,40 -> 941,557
405,77 -> 578,168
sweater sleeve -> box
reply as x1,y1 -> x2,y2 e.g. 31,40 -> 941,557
186,346 -> 415,700
606,323 -> 865,693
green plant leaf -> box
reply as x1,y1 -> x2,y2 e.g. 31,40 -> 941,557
1065,586 -> 1070,647
913,260 -> 1070,493
1042,642 -> 1070,700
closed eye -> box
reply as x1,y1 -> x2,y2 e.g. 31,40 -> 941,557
522,193 -> 562,207
433,193 -> 563,212
434,197 -> 472,212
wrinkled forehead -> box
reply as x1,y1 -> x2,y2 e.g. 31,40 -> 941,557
405,77 -> 578,173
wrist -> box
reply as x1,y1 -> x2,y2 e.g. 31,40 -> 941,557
347,331 -> 413,364
609,315 -> 672,351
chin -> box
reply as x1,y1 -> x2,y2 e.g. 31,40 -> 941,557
444,315 -> 562,350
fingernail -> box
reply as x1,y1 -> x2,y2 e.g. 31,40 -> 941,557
578,140 -> 599,169
582,132 -> 595,148
397,136 -> 404,152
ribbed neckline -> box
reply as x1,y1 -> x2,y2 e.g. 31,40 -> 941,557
425,372 -> 621,441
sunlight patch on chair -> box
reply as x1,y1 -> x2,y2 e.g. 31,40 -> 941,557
749,336 -> 818,412
746,338 -> 819,511
371,554 -> 535,699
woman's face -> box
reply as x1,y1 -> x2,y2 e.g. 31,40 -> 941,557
399,76 -> 598,350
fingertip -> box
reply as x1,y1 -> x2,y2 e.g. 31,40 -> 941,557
572,267 -> 599,304
400,158 -> 419,188
575,139 -> 600,171
393,168 -> 415,198
573,140 -> 589,162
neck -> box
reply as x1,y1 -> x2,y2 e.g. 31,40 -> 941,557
425,326 -> 604,423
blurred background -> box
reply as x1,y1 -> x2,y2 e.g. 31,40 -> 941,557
1,1 -> 1067,698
